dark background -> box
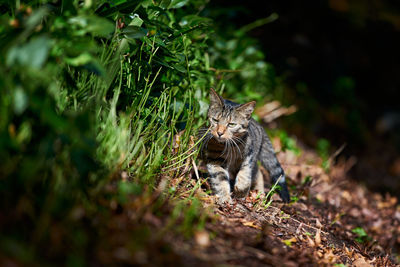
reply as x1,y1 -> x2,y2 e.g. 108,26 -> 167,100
208,0 -> 400,196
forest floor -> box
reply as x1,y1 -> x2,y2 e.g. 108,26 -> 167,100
161,136 -> 400,266
6,123 -> 400,267
82,132 -> 400,267
160,136 -> 400,266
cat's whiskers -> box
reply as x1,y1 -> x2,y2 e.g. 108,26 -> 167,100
199,131 -> 213,156
231,139 -> 238,162
232,136 -> 246,147
229,139 -> 235,163
226,139 -> 234,163
220,138 -> 229,158
230,137 -> 242,159
203,134 -> 213,149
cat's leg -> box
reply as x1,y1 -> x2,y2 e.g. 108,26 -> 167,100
252,168 -> 264,193
233,159 -> 254,198
207,163 -> 232,204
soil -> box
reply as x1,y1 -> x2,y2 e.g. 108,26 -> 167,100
9,134 -> 396,266
82,135 -> 400,267
164,137 -> 400,266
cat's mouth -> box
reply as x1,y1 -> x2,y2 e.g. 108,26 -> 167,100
213,135 -> 227,143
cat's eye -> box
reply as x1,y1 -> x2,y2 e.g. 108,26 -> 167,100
212,118 -> 219,123
228,123 -> 236,127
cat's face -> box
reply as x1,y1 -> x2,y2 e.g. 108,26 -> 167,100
207,89 -> 256,142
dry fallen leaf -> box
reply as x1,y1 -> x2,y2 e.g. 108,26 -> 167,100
315,218 -> 323,228
315,229 -> 321,246
353,257 -> 373,267
344,245 -> 354,258
242,220 -> 262,230
296,222 -> 303,234
194,230 -> 210,248
341,190 -> 352,201
307,236 -> 316,247
321,248 -> 336,263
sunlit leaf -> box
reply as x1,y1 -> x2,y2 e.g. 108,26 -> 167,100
64,53 -> 93,66
179,15 -> 212,27
283,237 -> 297,247
7,35 -> 51,69
172,63 -> 186,73
123,26 -> 147,39
13,87 -> 28,115
169,0 -> 189,9
16,121 -> 32,144
68,15 -> 114,37
25,7 -> 48,29
130,14 -> 144,27
159,0 -> 171,9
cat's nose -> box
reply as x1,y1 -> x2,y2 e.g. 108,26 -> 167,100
217,131 -> 223,137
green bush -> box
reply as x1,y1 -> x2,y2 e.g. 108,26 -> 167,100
0,0 -> 280,264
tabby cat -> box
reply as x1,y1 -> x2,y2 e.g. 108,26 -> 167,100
200,89 -> 290,204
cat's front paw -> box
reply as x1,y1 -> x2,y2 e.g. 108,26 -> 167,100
215,195 -> 233,205
234,172 -> 251,198
233,185 -> 250,198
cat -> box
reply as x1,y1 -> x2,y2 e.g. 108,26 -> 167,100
199,88 -> 290,204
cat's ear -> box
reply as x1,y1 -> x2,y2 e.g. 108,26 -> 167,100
209,88 -> 224,108
237,101 -> 256,119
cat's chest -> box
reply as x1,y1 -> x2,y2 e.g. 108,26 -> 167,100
204,139 -> 245,166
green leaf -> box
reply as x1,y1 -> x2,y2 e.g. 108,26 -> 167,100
7,35 -> 51,69
352,227 -> 367,237
130,14 -> 144,27
16,122 -> 32,145
172,63 -> 186,73
123,26 -> 147,39
64,52 -> 105,75
169,0 -> 189,9
118,181 -> 142,203
95,0 -> 142,17
68,15 -> 114,37
179,15 -> 212,27
153,58 -> 174,69
317,138 -> 330,159
159,0 -> 171,9
352,227 -> 371,243
13,87 -> 28,115
167,24 -> 208,42
65,53 -> 93,66
25,7 -> 48,29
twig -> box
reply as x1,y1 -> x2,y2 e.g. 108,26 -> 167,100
261,105 -> 297,123
264,205 -> 329,235
327,143 -> 347,166
192,158 -> 200,180
236,203 -> 329,236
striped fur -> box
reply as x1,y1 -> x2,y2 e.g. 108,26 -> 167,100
199,89 -> 290,204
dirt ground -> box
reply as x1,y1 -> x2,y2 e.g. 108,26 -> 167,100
79,133 -> 400,267
13,134 -> 396,267
162,136 -> 400,267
